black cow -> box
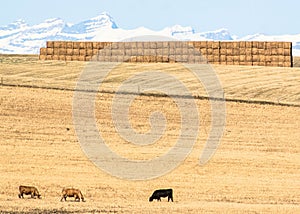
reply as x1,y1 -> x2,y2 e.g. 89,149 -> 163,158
149,189 -> 173,202
18,185 -> 41,199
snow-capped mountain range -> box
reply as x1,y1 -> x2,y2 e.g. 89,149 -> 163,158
1,12 -> 299,56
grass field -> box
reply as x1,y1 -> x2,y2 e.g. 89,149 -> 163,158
0,55 -> 300,213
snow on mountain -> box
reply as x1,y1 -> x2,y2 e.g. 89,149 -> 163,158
0,12 -> 299,56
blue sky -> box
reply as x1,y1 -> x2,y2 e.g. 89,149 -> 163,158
1,0 -> 299,36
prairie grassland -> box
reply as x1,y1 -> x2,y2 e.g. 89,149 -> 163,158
0,55 -> 299,213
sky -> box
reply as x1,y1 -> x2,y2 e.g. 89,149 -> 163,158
0,0 -> 299,37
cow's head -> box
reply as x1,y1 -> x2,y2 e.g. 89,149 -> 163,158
149,197 -> 153,202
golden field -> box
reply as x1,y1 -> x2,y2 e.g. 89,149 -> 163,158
0,55 -> 300,213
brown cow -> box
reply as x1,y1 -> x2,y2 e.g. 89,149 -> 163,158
18,185 -> 41,199
60,188 -> 85,202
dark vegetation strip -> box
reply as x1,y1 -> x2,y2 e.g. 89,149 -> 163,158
1,83 -> 300,108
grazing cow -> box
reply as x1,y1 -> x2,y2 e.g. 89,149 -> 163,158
149,189 -> 173,202
60,188 -> 85,202
18,185 -> 41,199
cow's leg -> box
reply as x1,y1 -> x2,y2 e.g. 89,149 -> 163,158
158,197 -> 161,201
60,195 -> 66,202
18,193 -> 22,198
31,192 -> 35,198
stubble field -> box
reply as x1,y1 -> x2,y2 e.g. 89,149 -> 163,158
0,55 -> 299,213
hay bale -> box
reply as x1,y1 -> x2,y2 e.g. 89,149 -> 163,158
40,48 -> 47,55
220,48 -> 226,55
271,49 -> 278,55
78,56 -> 86,61
283,42 -> 292,49
73,42 -> 80,49
175,41 -> 182,48
46,55 -> 53,60
258,49 -> 265,55
212,41 -> 220,49
131,49 -> 138,56
156,42 -> 163,49
71,55 -> 79,61
53,48 -> 59,55
136,49 -> 144,56
239,55 -> 246,62
240,48 -> 246,55
53,41 -> 60,48
233,56 -> 239,62
156,55 -> 163,63
220,42 -> 227,49
233,48 -> 239,55
47,41 -> 54,48
284,56 -> 292,62
162,56 -> 169,62
85,56 -> 92,61
233,42 -> 239,49
284,49 -> 291,56
277,48 -> 284,55
118,42 -> 125,49
59,48 -> 66,55
85,42 -> 93,49
92,42 -> 100,49
258,61 -> 266,66
245,48 -> 252,55
92,49 -> 99,56
169,48 -> 175,55
213,49 -> 219,56
79,49 -> 86,56
125,49 -> 132,56
207,48 -> 213,55
245,41 -> 252,48
169,42 -> 176,49
66,49 -> 73,56
73,49 -> 80,56
123,42 -> 130,49
79,42 -> 86,49
149,56 -> 157,62
265,55 -> 272,63
252,48 -> 258,55
206,55 -> 214,63
175,48 -> 183,55
65,56 -> 72,61
258,55 -> 265,62
149,42 -> 156,49
97,55 -> 105,62
257,42 -> 265,49
86,49 -> 93,56
137,42 -> 144,49
163,42 -> 169,48
192,41 -> 201,49
283,62 -> 292,67
226,42 -> 234,49
46,48 -> 54,55
111,43 -> 118,49
187,55 -> 195,64
53,55 -> 59,60
252,41 -> 259,48
182,48 -> 188,55
143,49 -> 150,56
213,55 -> 220,64
162,48 -> 169,56
110,56 -> 118,62
245,55 -> 252,62
169,55 -> 176,62
252,55 -> 259,62
239,41 -> 246,48
59,55 -> 66,61
226,49 -> 233,56
220,55 -> 226,62
156,49 -> 163,56
39,55 -> 46,60
66,42 -> 73,49
252,62 -> 260,66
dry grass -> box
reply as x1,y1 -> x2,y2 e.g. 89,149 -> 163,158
0,55 -> 300,213
294,56 -> 300,67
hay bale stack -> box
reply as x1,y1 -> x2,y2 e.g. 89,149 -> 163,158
47,41 -> 54,48
73,42 -> 80,49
